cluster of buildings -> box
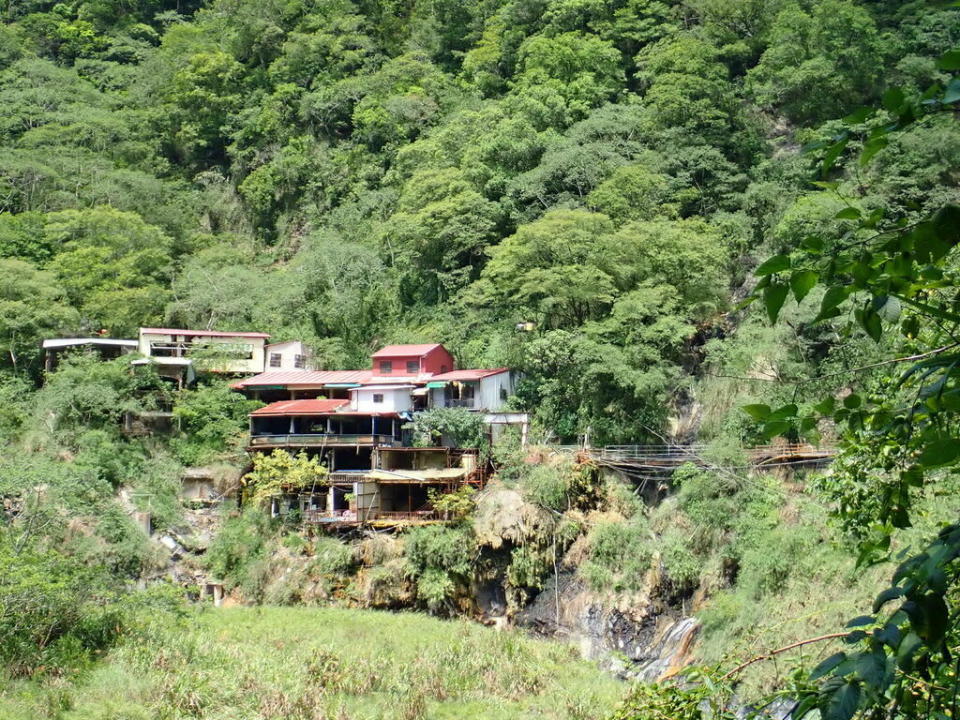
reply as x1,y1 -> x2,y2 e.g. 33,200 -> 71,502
42,328 -> 527,527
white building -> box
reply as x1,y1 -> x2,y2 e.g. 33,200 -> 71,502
264,340 -> 313,371
426,369 -> 516,412
352,384 -> 415,413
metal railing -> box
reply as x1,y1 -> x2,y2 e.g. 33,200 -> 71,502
373,510 -> 438,521
594,443 -> 837,467
444,399 -> 476,409
249,434 -> 398,448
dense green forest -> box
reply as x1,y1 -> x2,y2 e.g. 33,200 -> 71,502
2,0 -> 955,443
2,0 -> 960,718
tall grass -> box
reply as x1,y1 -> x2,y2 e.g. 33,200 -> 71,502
1,606 -> 624,720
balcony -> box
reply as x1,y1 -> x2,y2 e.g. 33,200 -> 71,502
248,433 -> 399,449
443,399 -> 476,409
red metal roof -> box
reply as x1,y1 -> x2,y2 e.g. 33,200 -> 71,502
250,399 -> 350,416
141,327 -> 270,339
371,343 -> 444,358
428,368 -> 509,381
233,369 -> 373,388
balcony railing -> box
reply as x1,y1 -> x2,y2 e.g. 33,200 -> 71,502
443,399 -> 476,409
249,433 -> 398,448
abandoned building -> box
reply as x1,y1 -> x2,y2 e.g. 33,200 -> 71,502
235,343 -> 526,526
131,327 -> 272,386
42,336 -> 138,372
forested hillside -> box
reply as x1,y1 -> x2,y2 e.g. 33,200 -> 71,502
2,1 -> 960,719
0,0 -> 954,442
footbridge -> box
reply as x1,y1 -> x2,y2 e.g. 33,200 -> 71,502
585,443 -> 837,481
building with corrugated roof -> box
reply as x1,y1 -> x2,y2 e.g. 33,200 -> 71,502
235,343 -> 526,527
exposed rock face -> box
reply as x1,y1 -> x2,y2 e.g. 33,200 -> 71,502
517,570 -> 699,680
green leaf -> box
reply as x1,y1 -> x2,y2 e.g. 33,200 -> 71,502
860,136 -> 888,166
790,270 -> 818,302
854,652 -> 888,690
755,254 -> 791,276
810,652 -> 847,681
896,632 -> 923,671
834,207 -> 861,220
861,310 -> 882,342
843,394 -> 862,409
817,285 -> 850,319
843,107 -> 874,124
937,49 -> 960,70
762,420 -> 791,439
918,439 -> 960,468
814,396 -> 836,415
944,77 -> 960,105
875,296 -> 901,323
825,681 -> 861,720
769,403 -> 798,421
917,593 -> 949,646
882,87 -> 906,113
741,404 -> 771,421
821,135 -> 849,176
764,282 -> 789,323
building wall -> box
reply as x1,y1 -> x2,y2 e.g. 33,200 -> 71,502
265,341 -> 312,371
139,331 -> 266,374
354,481 -> 380,521
372,346 -> 455,377
427,372 -> 513,411
353,387 -> 413,413
479,372 -> 514,411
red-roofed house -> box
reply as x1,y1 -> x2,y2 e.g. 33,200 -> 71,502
370,344 -> 454,378
238,342 -> 525,526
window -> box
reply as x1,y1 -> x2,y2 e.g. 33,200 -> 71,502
500,387 -> 508,401
380,360 -> 393,374
406,360 -> 419,374
462,383 -> 475,400
269,353 -> 282,368
294,354 -> 306,369
372,393 -> 384,404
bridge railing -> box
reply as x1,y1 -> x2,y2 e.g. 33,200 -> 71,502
594,443 -> 837,465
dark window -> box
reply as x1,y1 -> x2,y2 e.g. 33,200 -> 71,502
406,360 -> 419,374
380,360 -> 392,374
500,387 -> 508,401
294,354 -> 306,369
373,393 -> 384,403
269,353 -> 282,368
462,383 -> 475,400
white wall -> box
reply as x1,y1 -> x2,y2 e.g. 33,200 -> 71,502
353,387 -> 413,413
265,341 -> 311,371
428,372 -> 514,412
479,372 -> 513,411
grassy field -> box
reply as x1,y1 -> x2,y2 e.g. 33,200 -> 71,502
1,606 -> 625,720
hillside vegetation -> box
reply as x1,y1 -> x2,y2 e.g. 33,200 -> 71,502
2,1 -> 960,719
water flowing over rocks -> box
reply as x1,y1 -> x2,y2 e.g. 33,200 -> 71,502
517,570 -> 699,681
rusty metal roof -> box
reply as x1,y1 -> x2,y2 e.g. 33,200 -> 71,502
250,399 -> 350,416
427,368 -> 509,382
